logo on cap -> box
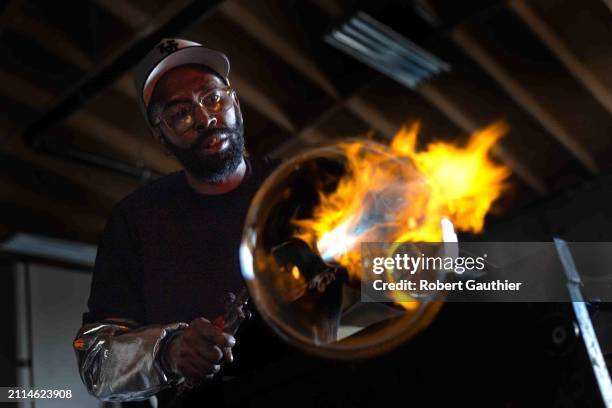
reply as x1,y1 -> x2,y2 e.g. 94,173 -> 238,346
158,39 -> 179,55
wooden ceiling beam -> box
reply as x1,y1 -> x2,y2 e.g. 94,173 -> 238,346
0,0 -> 23,32
219,0 -> 339,98
9,13 -> 94,70
509,0 -> 612,117
453,27 -> 598,173
65,112 -> 178,172
344,96 -> 398,138
218,0 -> 362,151
0,118 -> 135,207
270,127 -> 330,158
229,75 -> 297,133
0,125 -> 135,206
185,26 -> 299,133
0,140 -> 115,241
101,1 -> 297,133
417,83 -> 479,131
0,174 -> 106,238
255,0 -> 549,195
5,13 -> 136,100
310,0 -> 344,18
214,1 -> 364,152
0,70 -> 177,173
114,75 -> 138,100
92,0 -> 149,30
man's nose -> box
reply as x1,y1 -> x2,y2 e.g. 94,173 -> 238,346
194,105 -> 217,129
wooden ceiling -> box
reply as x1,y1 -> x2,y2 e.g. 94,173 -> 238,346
1,0 -> 612,244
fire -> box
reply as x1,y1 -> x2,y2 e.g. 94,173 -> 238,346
293,121 -> 510,284
392,121 -> 510,234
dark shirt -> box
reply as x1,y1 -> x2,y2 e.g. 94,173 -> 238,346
84,156 -> 289,407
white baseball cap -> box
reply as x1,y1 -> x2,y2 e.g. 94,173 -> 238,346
133,38 -> 230,117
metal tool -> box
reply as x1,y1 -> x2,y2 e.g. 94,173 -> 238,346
213,288 -> 251,335
170,288 -> 251,407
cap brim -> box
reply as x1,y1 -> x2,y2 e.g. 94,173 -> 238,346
142,46 -> 230,107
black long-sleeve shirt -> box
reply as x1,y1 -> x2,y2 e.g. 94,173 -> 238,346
84,156 -> 290,406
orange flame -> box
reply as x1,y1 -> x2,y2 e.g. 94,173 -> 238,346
293,121 -> 510,285
392,121 -> 510,235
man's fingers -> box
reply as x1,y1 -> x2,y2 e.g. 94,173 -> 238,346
180,353 -> 220,382
185,345 -> 221,369
195,341 -> 224,364
223,347 -> 234,364
185,327 -> 228,363
188,337 -> 234,367
191,317 -> 236,348
180,359 -> 206,382
173,321 -> 236,384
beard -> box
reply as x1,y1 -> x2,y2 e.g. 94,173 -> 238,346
161,118 -> 245,183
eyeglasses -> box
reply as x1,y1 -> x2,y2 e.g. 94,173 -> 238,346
156,87 -> 234,135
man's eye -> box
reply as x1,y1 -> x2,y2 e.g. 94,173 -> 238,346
203,93 -> 221,106
171,107 -> 191,120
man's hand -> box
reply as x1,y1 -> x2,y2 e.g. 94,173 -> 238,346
164,317 -> 236,383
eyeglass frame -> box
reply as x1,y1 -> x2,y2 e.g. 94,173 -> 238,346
149,85 -> 237,136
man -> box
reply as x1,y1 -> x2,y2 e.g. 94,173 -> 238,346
73,39 -> 286,407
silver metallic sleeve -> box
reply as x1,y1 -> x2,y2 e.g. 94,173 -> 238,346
73,320 -> 188,402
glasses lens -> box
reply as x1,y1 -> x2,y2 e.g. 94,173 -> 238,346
161,88 -> 232,134
163,102 -> 194,134
200,88 -> 231,114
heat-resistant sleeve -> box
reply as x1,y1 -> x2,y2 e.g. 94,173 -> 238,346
73,320 -> 188,402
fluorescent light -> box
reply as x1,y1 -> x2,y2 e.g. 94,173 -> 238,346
1,233 -> 97,267
325,12 -> 450,89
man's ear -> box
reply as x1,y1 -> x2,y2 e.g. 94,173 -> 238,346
150,127 -> 173,156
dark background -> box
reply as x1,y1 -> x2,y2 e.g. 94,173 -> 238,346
0,0 -> 611,406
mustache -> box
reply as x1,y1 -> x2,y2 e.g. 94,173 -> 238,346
189,127 -> 235,152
